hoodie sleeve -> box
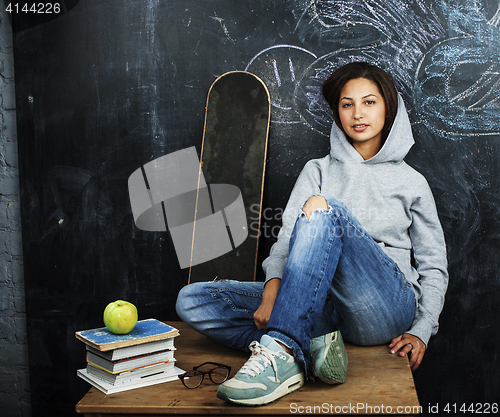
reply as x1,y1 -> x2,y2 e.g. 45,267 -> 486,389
406,177 -> 449,346
262,159 -> 323,283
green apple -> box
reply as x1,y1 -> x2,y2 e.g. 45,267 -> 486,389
103,300 -> 138,334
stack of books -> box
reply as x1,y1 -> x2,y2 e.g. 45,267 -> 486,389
76,318 -> 184,394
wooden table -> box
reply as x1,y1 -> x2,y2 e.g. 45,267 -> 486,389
76,321 -> 420,416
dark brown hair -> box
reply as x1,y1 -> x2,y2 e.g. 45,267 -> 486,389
322,62 -> 398,142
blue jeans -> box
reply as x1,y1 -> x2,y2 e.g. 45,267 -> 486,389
176,194 -> 416,373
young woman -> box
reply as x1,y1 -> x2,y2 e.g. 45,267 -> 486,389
176,62 -> 448,406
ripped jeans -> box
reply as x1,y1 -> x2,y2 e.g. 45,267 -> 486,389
175,194 -> 416,373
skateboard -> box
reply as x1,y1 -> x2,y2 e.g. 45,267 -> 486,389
188,71 -> 270,283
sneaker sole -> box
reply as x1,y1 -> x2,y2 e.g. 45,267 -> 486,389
216,373 -> 305,406
319,334 -> 347,384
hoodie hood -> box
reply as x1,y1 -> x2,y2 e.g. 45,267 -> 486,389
329,94 -> 414,164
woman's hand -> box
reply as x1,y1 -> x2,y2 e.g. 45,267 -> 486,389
253,278 -> 280,330
389,333 -> 425,371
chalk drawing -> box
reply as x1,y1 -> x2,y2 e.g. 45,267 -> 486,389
210,13 -> 236,44
415,0 -> 500,139
490,3 -> 500,26
288,0 -> 444,86
247,0 -> 444,134
245,45 -> 317,124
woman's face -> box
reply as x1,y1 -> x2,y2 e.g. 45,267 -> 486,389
338,77 -> 386,152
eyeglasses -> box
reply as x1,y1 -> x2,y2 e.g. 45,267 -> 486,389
178,362 -> 231,389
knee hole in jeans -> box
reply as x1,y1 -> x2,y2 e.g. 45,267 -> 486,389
302,195 -> 328,220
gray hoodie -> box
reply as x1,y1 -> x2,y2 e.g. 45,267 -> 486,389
262,95 -> 448,346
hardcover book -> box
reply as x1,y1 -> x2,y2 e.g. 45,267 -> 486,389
86,337 -> 175,361
75,319 -> 179,351
87,362 -> 175,385
86,349 -> 175,373
77,366 -> 185,394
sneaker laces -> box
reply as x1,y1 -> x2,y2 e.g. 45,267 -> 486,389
239,341 -> 286,382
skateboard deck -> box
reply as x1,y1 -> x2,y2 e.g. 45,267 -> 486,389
188,71 -> 270,283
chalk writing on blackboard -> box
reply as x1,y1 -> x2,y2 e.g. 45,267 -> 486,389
415,1 -> 500,139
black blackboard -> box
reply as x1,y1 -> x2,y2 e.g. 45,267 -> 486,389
10,0 -> 500,415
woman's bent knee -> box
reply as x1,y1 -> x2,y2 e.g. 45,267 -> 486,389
302,195 -> 328,220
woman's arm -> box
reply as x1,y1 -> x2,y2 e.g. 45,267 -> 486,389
253,278 -> 280,329
406,177 -> 449,345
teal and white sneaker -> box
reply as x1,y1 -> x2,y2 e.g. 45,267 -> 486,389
216,335 -> 305,406
310,330 -> 348,384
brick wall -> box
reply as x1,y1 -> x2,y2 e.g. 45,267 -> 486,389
0,7 -> 31,417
